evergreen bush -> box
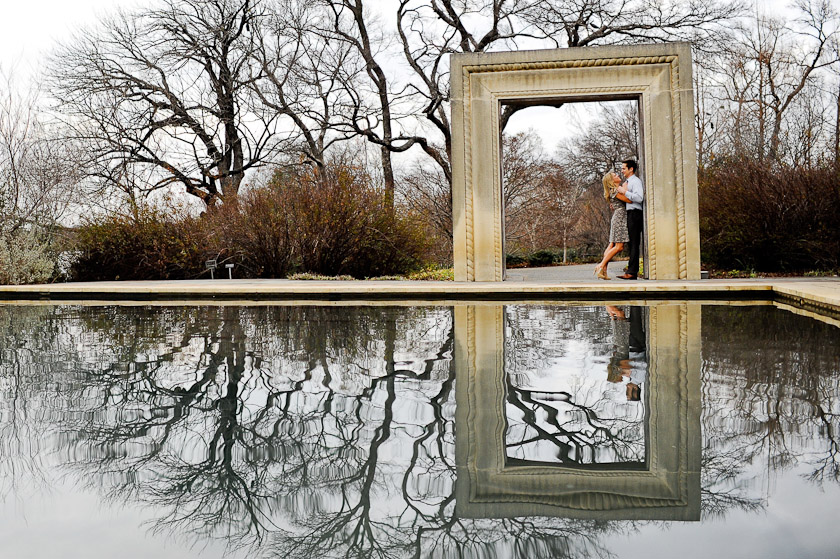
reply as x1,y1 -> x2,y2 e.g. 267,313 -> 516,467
0,229 -> 54,284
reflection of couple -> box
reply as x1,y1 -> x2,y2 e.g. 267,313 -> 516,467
595,160 -> 645,280
606,305 -> 647,401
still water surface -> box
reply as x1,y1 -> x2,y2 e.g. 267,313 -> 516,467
0,303 -> 838,558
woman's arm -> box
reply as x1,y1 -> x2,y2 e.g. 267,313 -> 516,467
615,192 -> 631,204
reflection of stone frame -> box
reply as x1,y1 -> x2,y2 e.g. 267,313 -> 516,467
451,43 -> 701,281
454,304 -> 701,520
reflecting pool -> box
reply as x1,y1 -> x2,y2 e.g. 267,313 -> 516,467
0,302 -> 838,558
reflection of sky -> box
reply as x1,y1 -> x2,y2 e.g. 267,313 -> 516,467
602,462 -> 840,559
0,475 -> 232,559
504,306 -> 646,465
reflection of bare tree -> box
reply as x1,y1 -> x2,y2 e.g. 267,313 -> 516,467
52,306 -> 456,550
504,306 -> 616,375
701,305 -> 840,514
803,386 -> 840,486
0,306 -> 57,501
504,305 -> 645,466
3,303 -> 838,556
53,307 -> 275,544
506,385 -> 644,466
700,449 -> 765,518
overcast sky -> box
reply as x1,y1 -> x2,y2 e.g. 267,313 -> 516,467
2,0 -> 121,76
0,0 -> 793,78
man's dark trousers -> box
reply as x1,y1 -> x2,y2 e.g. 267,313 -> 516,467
626,209 -> 643,277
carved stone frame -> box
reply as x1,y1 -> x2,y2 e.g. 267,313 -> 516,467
451,43 -> 701,281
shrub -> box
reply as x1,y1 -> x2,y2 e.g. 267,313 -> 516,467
699,159 -> 840,272
506,254 -> 527,268
71,209 -> 208,281
69,162 -> 431,281
268,165 -> 428,278
527,249 -> 557,267
206,189 -> 295,278
0,229 -> 54,284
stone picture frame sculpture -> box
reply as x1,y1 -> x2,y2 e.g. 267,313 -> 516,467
451,43 -> 701,281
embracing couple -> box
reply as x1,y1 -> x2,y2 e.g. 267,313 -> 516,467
594,159 -> 644,281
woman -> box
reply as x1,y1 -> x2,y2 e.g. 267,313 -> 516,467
594,171 -> 630,280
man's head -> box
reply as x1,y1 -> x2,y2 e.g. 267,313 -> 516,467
621,159 -> 638,178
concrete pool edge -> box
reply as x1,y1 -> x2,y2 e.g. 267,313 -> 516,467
1,278 -> 839,312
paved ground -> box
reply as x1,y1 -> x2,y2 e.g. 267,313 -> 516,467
506,263 -> 628,282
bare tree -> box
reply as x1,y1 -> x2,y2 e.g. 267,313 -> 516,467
694,52 -> 730,170
553,102 -> 638,254
709,0 -> 839,163
315,1 -> 542,203
315,0 -> 414,208
523,0 -> 744,50
398,0 -> 539,178
391,0 -> 742,184
542,162 -> 589,263
399,159 -> 453,261
557,102 -> 639,185
0,68 -> 79,283
253,0 -> 361,171
825,37 -> 840,166
0,69 -> 77,234
502,132 -> 551,251
50,0 -> 281,209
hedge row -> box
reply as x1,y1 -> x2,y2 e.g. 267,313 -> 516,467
699,159 -> 840,272
71,165 -> 429,281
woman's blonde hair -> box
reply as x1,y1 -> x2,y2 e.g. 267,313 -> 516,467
602,172 -> 616,202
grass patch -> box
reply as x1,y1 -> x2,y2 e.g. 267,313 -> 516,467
288,266 -> 455,282
288,272 -> 355,281
406,266 -> 454,281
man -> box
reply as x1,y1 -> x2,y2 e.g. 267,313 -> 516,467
615,159 -> 644,280
624,305 -> 646,401
608,305 -> 647,401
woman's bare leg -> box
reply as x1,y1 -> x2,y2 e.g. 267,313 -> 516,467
597,243 -> 614,270
598,242 -> 624,271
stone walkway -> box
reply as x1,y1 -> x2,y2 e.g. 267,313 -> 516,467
506,263 -> 622,282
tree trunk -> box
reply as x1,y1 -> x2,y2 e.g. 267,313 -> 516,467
834,79 -> 840,169
381,145 -> 395,210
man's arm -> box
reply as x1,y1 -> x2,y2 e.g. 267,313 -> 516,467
625,176 -> 644,204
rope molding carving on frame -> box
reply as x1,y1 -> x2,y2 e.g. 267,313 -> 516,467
667,59 -> 690,279
678,304 -> 691,500
648,305 -> 660,468
643,90 -> 657,279
460,55 -> 679,75
462,67 -> 476,281
490,84 -> 650,98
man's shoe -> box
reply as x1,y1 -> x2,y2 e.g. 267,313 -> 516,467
616,273 -> 637,280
